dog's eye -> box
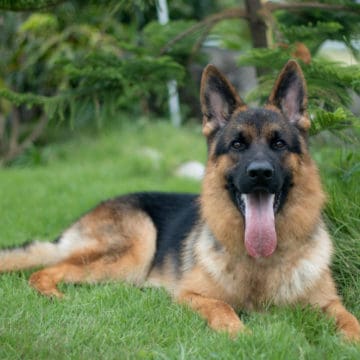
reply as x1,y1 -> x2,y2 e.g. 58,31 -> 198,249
231,140 -> 246,151
272,139 -> 287,150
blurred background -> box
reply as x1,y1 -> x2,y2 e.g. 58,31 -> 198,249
0,0 -> 359,166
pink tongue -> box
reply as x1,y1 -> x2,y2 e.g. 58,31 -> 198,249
244,192 -> 277,258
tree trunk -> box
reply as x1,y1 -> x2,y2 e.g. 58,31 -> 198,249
244,0 -> 268,76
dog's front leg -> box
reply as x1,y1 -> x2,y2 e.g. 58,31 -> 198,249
177,291 -> 245,337
322,299 -> 360,341
307,272 -> 360,341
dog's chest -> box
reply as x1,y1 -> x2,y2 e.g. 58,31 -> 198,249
195,226 -> 332,309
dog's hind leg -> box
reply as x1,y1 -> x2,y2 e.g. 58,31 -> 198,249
29,239 -> 155,297
28,204 -> 157,298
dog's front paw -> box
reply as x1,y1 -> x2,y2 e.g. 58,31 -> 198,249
208,313 -> 246,337
322,299 -> 360,342
207,305 -> 247,338
178,292 -> 249,338
338,313 -> 360,342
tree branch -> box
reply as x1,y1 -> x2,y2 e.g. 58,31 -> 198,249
265,1 -> 360,13
188,24 -> 213,64
0,0 -> 65,11
8,107 -> 20,155
2,113 -> 49,164
160,1 -> 360,56
160,7 -> 248,55
0,113 -> 6,152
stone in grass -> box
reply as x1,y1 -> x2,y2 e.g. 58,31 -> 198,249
175,161 -> 205,181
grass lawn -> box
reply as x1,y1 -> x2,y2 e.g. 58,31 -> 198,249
0,120 -> 359,359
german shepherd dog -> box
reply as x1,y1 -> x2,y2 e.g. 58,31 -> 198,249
1,61 -> 359,340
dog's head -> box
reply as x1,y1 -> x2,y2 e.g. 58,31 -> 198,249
200,60 -> 313,258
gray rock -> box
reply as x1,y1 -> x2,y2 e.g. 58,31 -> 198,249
175,161 -> 205,181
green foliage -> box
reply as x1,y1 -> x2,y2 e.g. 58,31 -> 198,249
0,52 -> 185,128
0,2 -> 194,164
275,1 -> 360,55
310,108 -> 356,136
143,20 -> 197,59
209,18 -> 251,51
0,0 -> 359,164
65,54 -> 185,124
0,0 -> 63,11
0,88 -> 49,107
232,1 -> 360,137
281,21 -> 344,54
239,43 -> 360,137
0,3 -> 187,128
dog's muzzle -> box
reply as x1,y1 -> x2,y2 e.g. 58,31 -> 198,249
226,160 -> 285,258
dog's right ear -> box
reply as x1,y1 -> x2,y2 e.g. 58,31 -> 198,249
200,65 -> 246,137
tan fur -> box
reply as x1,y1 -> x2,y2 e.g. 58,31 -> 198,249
0,241 -> 66,271
29,204 -> 156,298
1,61 -> 359,342
323,299 -> 360,341
177,287 -> 245,337
292,42 -> 312,65
200,156 -> 246,256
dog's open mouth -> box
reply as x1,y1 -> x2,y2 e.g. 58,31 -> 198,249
235,191 -> 281,258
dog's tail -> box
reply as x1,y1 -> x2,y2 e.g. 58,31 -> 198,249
0,225 -> 98,272
0,238 -> 68,272
0,222 -> 93,272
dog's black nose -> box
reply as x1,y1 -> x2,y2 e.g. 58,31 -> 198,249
247,161 -> 274,182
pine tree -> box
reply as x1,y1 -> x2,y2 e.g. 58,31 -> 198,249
161,0 -> 360,136
0,1 -> 187,164
239,0 -> 360,136
0,0 -> 359,164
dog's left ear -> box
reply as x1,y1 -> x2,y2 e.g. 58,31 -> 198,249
200,65 -> 246,137
267,60 -> 310,132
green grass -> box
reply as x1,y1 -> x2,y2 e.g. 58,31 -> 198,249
0,120 -> 359,359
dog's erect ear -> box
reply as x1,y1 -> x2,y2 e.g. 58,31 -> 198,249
267,60 -> 310,132
200,65 -> 246,137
